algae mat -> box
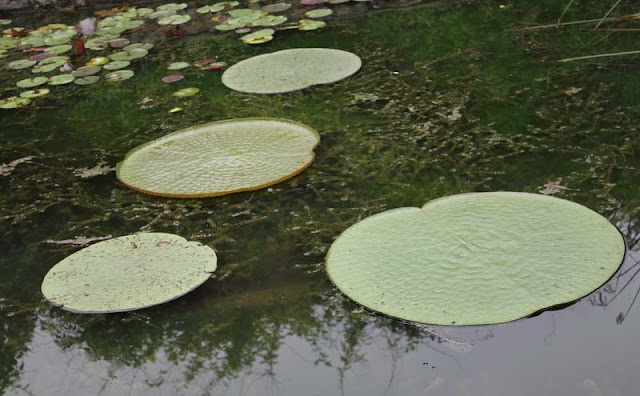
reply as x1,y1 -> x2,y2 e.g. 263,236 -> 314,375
41,233 -> 217,313
117,118 -> 320,197
326,192 -> 626,325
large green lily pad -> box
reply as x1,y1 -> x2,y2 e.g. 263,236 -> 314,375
116,118 -> 320,197
41,233 -> 217,313
222,48 -> 362,94
326,192 -> 626,326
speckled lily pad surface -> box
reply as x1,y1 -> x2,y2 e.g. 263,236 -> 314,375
221,48 -> 362,94
326,192 -> 626,325
41,233 -> 217,313
116,118 -> 320,197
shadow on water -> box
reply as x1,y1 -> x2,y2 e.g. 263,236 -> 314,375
1,0 -> 640,395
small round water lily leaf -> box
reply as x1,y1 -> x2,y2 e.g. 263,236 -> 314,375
136,7 -> 154,17
86,57 -> 110,66
157,3 -> 188,11
158,14 -> 191,25
261,3 -> 291,13
228,8 -> 265,18
110,48 -> 148,61
162,74 -> 184,83
124,42 -> 154,51
167,61 -> 190,70
197,4 -> 225,13
41,233 -> 217,313
215,24 -> 238,31
47,44 -> 72,54
17,76 -> 48,88
305,8 -> 333,18
39,55 -> 70,65
246,35 -> 273,44
251,15 -> 287,27
105,69 -> 134,82
147,9 -> 177,19
20,88 -> 50,98
48,74 -> 75,85
7,59 -> 37,70
0,96 -> 30,109
72,65 -> 101,77
326,192 -> 626,326
222,48 -> 361,94
172,87 -> 200,97
116,118 -> 320,197
85,37 -> 109,51
74,76 -> 100,85
103,60 -> 130,70
298,19 -> 326,30
240,28 -> 274,42
31,63 -> 60,74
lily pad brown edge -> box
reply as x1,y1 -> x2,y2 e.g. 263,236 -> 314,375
324,192 -> 628,327
115,117 -> 321,198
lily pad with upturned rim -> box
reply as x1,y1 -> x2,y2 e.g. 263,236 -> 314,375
222,48 -> 361,94
116,118 -> 320,198
40,233 -> 217,314
325,192 -> 627,326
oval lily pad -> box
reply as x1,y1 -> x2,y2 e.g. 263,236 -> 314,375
116,118 -> 320,197
162,74 -> 184,83
222,48 -> 361,94
196,4 -> 226,13
105,69 -> 134,82
172,87 -> 200,97
86,57 -> 110,66
103,60 -> 130,70
109,48 -> 148,61
326,192 -> 626,326
261,3 -> 291,13
156,3 -> 188,11
74,76 -> 100,85
240,28 -> 275,43
20,88 -> 50,98
0,96 -> 30,109
31,63 -> 60,74
246,35 -> 273,44
47,44 -> 72,54
298,19 -> 326,30
72,65 -> 101,77
41,233 -> 217,313
48,74 -> 75,85
16,76 -> 48,88
167,61 -> 190,70
251,15 -> 287,27
305,8 -> 333,18
124,42 -> 154,51
158,14 -> 191,25
7,59 -> 37,70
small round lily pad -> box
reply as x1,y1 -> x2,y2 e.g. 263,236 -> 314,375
47,44 -> 72,54
304,8 -> 333,18
105,70 -> 134,82
162,74 -> 184,83
124,43 -> 154,51
156,3 -> 188,11
16,76 -> 48,88
87,57 -> 111,66
261,3 -> 291,13
20,88 -> 50,98
196,4 -> 225,13
31,63 -> 60,74
298,19 -> 326,31
252,15 -> 287,27
72,65 -> 101,77
109,48 -> 148,61
222,48 -> 361,94
74,76 -> 100,85
103,60 -> 130,70
158,14 -> 191,25
326,192 -> 627,325
7,59 -> 37,70
167,61 -> 190,70
173,87 -> 200,97
116,118 -> 320,197
0,96 -> 31,109
40,233 -> 217,313
240,29 -> 275,43
48,74 -> 75,85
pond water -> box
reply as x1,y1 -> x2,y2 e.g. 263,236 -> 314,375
1,0 -> 639,395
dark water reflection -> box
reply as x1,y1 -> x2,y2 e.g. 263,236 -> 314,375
1,0 -> 640,395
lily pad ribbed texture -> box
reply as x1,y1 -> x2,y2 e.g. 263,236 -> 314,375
41,233 -> 217,314
222,48 -> 362,94
116,118 -> 320,197
326,192 -> 626,325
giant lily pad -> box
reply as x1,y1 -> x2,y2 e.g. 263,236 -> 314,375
116,118 -> 320,197
326,192 -> 626,326
41,233 -> 217,313
222,48 -> 361,94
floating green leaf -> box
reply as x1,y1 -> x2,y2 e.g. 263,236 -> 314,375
109,48 -> 148,61
20,88 -> 50,98
6,59 -> 37,70
158,14 -> 191,25
16,77 -> 48,88
252,15 -> 287,27
74,76 -> 100,85
116,118 -> 320,197
298,19 -> 326,30
46,44 -> 72,54
326,192 -> 626,326
167,61 -> 190,70
0,96 -> 31,109
261,3 -> 291,13
222,48 -> 361,94
105,70 -> 134,82
172,87 -> 200,97
86,57 -> 111,66
48,74 -> 75,85
72,65 -> 102,77
304,8 -> 333,18
197,4 -> 225,13
240,29 -> 275,43
41,233 -> 217,313
156,3 -> 188,11
103,60 -> 130,70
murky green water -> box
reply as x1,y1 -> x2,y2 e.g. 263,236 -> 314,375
1,1 -> 639,395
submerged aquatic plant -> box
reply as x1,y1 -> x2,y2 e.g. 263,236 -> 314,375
326,192 -> 626,325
